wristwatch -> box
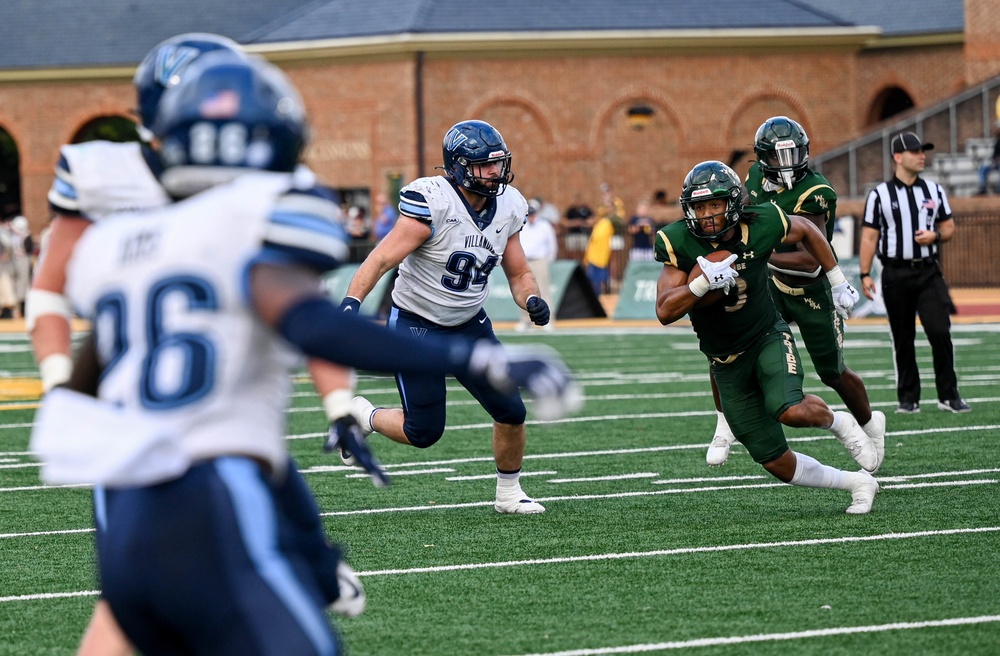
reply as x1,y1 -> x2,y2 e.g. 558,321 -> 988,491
860,272 -> 871,278
933,229 -> 942,243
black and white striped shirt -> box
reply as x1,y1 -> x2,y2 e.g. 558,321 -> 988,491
862,176 -> 952,262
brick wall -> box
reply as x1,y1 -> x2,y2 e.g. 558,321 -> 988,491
0,40 -> 972,238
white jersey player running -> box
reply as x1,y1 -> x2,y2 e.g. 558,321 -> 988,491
343,119 -> 574,514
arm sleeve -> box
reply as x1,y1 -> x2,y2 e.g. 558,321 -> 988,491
277,296 -> 474,377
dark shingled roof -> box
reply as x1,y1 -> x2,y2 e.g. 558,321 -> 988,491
0,0 -> 964,70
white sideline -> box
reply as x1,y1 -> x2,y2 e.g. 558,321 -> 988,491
510,615 -> 1000,656
2,526 -> 998,604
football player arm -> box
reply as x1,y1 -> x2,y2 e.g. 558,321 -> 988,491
768,211 -> 825,273
344,217 -> 431,303
27,213 -> 92,391
654,264 -> 698,325
858,225 -> 880,300
306,359 -> 356,424
500,232 -> 541,309
784,215 -> 838,273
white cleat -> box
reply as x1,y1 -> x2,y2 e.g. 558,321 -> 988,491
706,433 -> 736,467
862,411 -> 886,474
831,411 -> 879,473
845,471 -> 879,515
494,489 -> 546,514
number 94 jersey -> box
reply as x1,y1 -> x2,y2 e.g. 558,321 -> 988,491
64,171 -> 346,474
392,176 -> 528,326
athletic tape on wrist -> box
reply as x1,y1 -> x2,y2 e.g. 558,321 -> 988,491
39,354 -> 73,393
25,289 -> 74,332
825,266 -> 848,287
688,275 -> 710,298
322,389 -> 355,421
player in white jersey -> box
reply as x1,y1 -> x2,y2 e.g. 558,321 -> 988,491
31,54 -> 577,656
342,120 -> 566,514
27,34 -> 360,656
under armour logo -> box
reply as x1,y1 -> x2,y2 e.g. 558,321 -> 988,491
712,274 -> 725,282
744,251 -> 755,260
410,327 -> 427,339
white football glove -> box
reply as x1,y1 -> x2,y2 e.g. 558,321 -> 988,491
467,342 -> 583,421
691,254 -> 739,297
826,266 -> 860,319
330,561 -> 366,618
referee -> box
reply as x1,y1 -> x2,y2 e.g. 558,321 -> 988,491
859,131 -> 970,414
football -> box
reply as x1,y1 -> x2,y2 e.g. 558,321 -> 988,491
688,250 -> 734,307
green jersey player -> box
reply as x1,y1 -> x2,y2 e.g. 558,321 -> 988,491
653,160 -> 880,514
694,117 -> 885,471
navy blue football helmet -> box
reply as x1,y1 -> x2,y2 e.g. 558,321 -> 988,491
754,116 -> 810,189
153,51 -> 308,196
441,120 -> 514,197
133,33 -> 244,138
679,161 -> 744,240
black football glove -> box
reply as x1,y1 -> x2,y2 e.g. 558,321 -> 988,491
525,295 -> 550,326
323,415 -> 390,488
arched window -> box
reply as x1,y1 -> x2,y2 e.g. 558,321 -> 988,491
71,115 -> 141,144
0,128 -> 21,218
868,87 -> 915,125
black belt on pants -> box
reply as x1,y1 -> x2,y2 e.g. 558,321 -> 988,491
882,257 -> 937,269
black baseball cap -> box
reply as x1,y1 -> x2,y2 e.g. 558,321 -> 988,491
891,131 -> 934,153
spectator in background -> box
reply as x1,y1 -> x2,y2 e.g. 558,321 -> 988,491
346,206 -> 371,241
596,182 -> 625,229
648,188 -> 681,226
372,192 -> 398,241
9,216 -> 33,318
584,207 -> 614,296
562,194 -> 593,254
516,200 -> 558,332
976,129 -> 1000,196
534,196 -> 560,227
627,200 -> 656,261
0,223 -> 15,319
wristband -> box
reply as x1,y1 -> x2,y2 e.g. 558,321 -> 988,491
39,353 -> 73,393
825,266 -> 848,287
859,272 -> 871,279
688,275 -> 710,298
933,229 -> 942,243
322,389 -> 354,421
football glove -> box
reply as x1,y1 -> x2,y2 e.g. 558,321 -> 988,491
339,296 -> 362,313
826,266 -> 860,319
525,295 -> 550,326
329,561 -> 366,618
324,414 -> 390,488
467,342 -> 583,421
694,254 -> 739,296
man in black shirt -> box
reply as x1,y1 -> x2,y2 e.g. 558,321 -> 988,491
859,131 -> 970,414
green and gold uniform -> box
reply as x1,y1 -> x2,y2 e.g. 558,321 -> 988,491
746,162 -> 845,382
654,201 -> 807,464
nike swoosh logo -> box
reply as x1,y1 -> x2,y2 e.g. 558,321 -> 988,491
495,226 -> 504,233
479,317 -> 487,323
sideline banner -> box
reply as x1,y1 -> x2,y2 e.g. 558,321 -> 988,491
485,260 -> 606,320
613,261 -> 662,320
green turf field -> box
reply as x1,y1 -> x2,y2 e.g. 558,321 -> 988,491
1,324 -> 998,655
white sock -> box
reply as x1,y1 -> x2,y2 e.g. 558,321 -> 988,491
715,411 -> 734,437
789,452 -> 851,490
496,470 -> 521,493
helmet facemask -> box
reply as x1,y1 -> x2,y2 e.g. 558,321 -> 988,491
754,116 -> 810,190
454,151 -> 513,198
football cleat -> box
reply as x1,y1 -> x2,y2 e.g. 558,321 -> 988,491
706,433 -> 736,467
845,471 -> 879,515
830,411 -> 879,473
862,411 -> 886,474
338,396 -> 376,468
495,485 -> 545,514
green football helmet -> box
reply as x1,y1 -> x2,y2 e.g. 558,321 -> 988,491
754,116 -> 810,189
679,160 -> 744,240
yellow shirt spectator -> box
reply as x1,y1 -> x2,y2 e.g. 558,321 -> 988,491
585,216 -> 614,267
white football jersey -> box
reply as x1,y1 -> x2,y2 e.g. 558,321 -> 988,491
48,141 -> 170,220
65,171 -> 345,476
392,176 -> 528,326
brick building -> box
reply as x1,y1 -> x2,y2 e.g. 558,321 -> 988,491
1,0 -> 998,238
